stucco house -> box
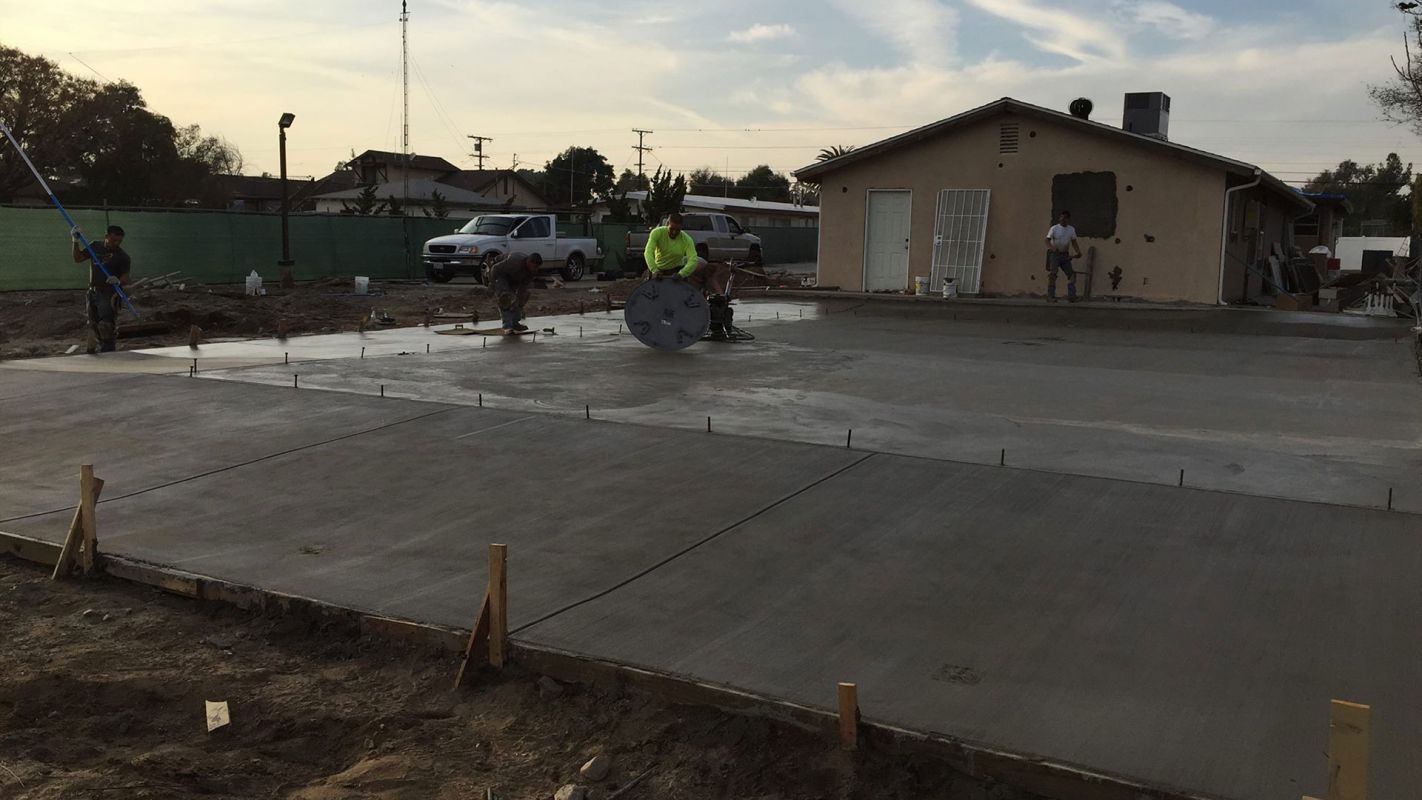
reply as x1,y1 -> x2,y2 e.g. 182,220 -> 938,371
307,151 -> 549,218
795,95 -> 1313,304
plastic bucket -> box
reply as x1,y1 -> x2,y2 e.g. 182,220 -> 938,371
914,276 -> 930,295
354,276 -> 370,295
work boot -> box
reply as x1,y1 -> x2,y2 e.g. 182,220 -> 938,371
511,322 -> 529,332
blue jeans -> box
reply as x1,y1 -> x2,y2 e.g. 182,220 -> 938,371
1048,252 -> 1076,299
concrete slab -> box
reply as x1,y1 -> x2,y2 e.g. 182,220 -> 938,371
191,301 -> 1422,512
2,406 -> 863,629
0,374 -> 452,520
522,452 -> 1422,800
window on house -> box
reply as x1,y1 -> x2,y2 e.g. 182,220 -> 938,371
1050,172 -> 1117,238
1293,215 -> 1319,237
999,124 -> 1020,154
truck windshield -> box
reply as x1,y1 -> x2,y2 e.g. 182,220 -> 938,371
458,217 -> 525,235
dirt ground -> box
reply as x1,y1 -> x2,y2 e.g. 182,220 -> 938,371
0,277 -> 642,360
0,557 -> 1029,800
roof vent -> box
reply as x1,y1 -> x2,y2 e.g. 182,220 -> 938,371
1069,98 -> 1093,120
1123,92 -> 1170,140
999,124 -> 1020,154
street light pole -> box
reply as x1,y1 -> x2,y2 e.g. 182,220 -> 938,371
277,112 -> 296,289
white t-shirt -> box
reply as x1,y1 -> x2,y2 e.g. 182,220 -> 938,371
1046,224 -> 1077,252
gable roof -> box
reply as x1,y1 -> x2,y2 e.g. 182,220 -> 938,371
349,149 -> 461,174
795,97 -> 1310,211
440,169 -> 550,205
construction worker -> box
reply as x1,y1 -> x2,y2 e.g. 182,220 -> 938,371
644,214 -> 734,339
490,251 -> 542,332
1044,210 -> 1082,302
71,224 -> 131,352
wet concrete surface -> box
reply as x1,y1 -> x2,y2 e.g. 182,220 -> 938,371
130,298 -> 1422,512
524,453 -> 1422,800
4,300 -> 1419,799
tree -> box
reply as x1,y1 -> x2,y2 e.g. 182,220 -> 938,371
0,44 -> 243,206
732,164 -> 792,202
1304,154 -> 1413,235
423,189 -> 450,219
341,184 -> 386,215
385,194 -> 406,216
789,181 -> 820,207
615,168 -> 641,192
542,146 -> 614,207
1371,5 -> 1422,134
641,166 -> 686,225
816,145 -> 856,161
688,167 -> 729,196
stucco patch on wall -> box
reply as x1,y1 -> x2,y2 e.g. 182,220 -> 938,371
1051,172 -> 1118,238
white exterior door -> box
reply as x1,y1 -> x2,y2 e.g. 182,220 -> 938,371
863,190 -> 911,291
930,189 -> 991,295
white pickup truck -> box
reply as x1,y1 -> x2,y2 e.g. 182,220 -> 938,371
423,214 -> 602,284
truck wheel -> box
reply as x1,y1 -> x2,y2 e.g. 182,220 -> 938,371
560,253 -> 586,282
749,244 -> 763,266
478,252 -> 499,286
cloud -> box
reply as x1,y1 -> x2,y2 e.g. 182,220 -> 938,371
1112,0 -> 1214,40
833,0 -> 960,66
728,23 -> 796,43
965,0 -> 1128,64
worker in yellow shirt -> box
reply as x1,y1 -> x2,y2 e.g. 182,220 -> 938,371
642,213 -> 729,295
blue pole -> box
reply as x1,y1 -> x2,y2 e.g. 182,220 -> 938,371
0,119 -> 139,317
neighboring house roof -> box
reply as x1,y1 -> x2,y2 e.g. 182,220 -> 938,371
211,174 -> 286,202
348,149 -> 461,174
795,97 -> 1311,212
624,191 -> 819,216
310,179 -> 506,207
293,169 -> 359,206
1301,192 -> 1354,215
440,169 -> 550,206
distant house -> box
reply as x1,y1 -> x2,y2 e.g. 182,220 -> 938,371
305,150 -> 550,218
795,95 -> 1313,304
1293,193 -> 1352,256
588,191 -> 819,228
211,174 -> 287,212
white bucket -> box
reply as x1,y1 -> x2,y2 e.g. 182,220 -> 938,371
914,276 -> 930,295
354,276 -> 370,296
244,270 -> 262,297
942,278 -> 959,299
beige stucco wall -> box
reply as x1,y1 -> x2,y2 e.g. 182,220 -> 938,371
814,112 -> 1234,303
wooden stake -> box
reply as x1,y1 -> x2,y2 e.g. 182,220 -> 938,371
188,325 -> 202,348
1327,699 -> 1370,800
53,465 -> 104,579
837,682 -> 859,750
488,544 -> 508,669
453,592 -> 491,689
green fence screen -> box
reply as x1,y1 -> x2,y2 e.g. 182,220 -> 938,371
0,206 -> 815,290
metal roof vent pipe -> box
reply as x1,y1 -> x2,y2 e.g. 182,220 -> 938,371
1124,92 -> 1171,140
1069,98 -> 1093,120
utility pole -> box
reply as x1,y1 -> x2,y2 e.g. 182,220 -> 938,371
632,129 -> 653,187
467,135 -> 492,169
400,0 -> 410,205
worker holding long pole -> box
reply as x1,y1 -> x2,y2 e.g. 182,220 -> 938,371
70,224 -> 132,352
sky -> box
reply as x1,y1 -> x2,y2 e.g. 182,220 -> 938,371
3,0 -> 1420,189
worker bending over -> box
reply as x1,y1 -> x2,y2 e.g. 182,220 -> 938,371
490,251 -> 542,332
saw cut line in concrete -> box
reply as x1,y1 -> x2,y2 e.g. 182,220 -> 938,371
510,452 -> 876,636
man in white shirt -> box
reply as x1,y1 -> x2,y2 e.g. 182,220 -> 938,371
1044,210 -> 1083,302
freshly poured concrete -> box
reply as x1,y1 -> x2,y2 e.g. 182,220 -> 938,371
0,375 -> 451,519
172,299 -> 1422,512
4,301 -> 1419,799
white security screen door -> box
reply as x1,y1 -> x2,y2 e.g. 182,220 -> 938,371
931,189 -> 991,294
863,190 -> 911,291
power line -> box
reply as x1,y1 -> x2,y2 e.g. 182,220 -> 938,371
467,135 -> 493,169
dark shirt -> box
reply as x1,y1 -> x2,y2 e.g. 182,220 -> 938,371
87,243 -> 131,294
490,251 -> 534,291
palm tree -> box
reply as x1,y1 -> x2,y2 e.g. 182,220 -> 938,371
816,145 -> 856,161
